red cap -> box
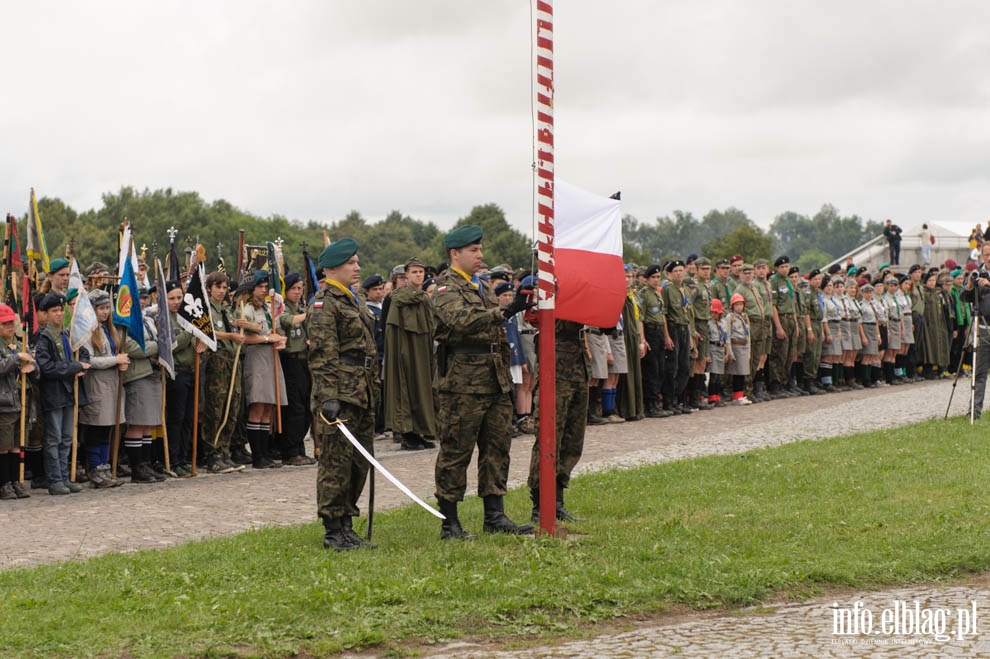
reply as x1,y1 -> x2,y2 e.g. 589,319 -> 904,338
0,304 -> 15,323
710,299 -> 725,314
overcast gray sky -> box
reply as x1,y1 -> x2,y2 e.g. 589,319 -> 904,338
3,1 -> 989,237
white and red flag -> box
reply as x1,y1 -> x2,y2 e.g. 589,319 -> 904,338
553,179 -> 625,327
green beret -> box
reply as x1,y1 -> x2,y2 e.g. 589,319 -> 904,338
66,287 -> 79,302
50,257 -> 70,273
318,238 -> 359,269
443,225 -> 483,250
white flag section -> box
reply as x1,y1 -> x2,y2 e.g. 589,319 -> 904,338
554,179 -> 626,327
116,225 -> 141,279
68,258 -> 97,352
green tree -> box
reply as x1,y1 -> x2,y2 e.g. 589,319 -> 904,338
702,223 -> 772,263
794,248 -> 832,274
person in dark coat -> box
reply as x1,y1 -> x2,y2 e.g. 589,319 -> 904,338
35,293 -> 90,495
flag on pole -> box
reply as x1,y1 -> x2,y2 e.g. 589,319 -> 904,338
302,247 -> 320,306
26,188 -> 50,273
266,241 -> 285,318
114,234 -> 146,351
155,258 -> 175,379
166,241 -> 181,283
117,224 -> 140,279
553,179 -> 626,327
176,263 -> 216,352
68,258 -> 98,352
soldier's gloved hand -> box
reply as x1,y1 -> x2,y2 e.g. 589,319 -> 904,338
321,399 -> 341,422
502,293 -> 537,319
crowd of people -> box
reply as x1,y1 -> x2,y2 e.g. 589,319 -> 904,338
4,224 -> 984,551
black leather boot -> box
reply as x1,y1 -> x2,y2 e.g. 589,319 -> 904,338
482,495 -> 534,535
322,516 -> 357,551
439,498 -> 476,540
341,516 -> 377,549
555,483 -> 584,522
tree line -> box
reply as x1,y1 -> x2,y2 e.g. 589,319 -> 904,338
17,187 -> 533,280
15,186 -> 881,280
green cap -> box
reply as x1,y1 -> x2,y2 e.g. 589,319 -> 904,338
66,287 -> 79,302
49,257 -> 70,273
443,225 -> 483,250
318,238 -> 359,269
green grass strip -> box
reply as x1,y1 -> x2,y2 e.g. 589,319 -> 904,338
2,416 -> 990,657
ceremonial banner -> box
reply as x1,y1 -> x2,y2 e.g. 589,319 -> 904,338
554,179 -> 626,327
155,258 -> 175,379
114,235 -> 146,351
68,258 -> 97,352
302,248 -> 320,305
26,188 -> 50,273
176,263 -> 216,351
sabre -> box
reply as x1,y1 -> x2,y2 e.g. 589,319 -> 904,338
321,414 -> 444,519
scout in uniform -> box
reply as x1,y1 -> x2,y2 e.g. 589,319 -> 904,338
768,256 -> 797,397
639,265 -> 671,418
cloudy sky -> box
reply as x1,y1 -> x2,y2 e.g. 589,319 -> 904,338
3,1 -> 989,237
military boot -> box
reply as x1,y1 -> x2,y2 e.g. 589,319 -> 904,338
322,516 -> 358,551
341,516 -> 377,549
439,498 -> 476,540
482,495 -> 534,535
586,386 -> 606,425
555,483 -> 584,522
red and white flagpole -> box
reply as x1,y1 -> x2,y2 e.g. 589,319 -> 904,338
534,0 -> 558,536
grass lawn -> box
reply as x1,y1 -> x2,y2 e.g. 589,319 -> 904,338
2,416 -> 990,657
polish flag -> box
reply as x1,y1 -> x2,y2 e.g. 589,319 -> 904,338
554,179 -> 625,327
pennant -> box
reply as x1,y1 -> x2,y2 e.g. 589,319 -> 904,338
26,188 -> 50,273
266,241 -> 284,297
114,235 -> 146,351
176,263 -> 216,352
302,248 -> 320,306
68,258 -> 98,352
554,179 -> 626,327
154,258 -> 176,379
22,273 -> 36,334
117,224 -> 140,280
166,241 -> 181,283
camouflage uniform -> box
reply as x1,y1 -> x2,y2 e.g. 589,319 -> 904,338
432,268 -> 513,503
308,283 -> 378,521
528,320 -> 588,490
199,298 -> 241,464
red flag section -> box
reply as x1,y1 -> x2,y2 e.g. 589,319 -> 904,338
554,179 -> 625,327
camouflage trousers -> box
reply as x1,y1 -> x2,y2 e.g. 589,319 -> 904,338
198,351 -> 242,460
316,400 -> 373,520
528,377 -> 587,490
434,391 -> 512,502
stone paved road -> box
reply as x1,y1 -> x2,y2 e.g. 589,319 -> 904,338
1,379 -> 984,657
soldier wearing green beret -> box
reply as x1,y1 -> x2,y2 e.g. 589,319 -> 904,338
309,238 -> 379,551
432,225 -> 534,539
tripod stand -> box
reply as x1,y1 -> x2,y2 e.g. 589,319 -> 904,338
944,314 -> 977,421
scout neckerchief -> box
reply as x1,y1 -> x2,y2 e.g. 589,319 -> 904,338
816,290 -> 825,314
627,290 -> 640,322
326,279 -> 359,306
103,326 -> 117,354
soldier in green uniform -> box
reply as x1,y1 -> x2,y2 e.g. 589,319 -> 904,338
768,256 -> 798,396
432,225 -> 534,540
276,273 -> 316,465
788,266 -> 812,395
528,318 -> 588,524
309,238 -> 378,551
